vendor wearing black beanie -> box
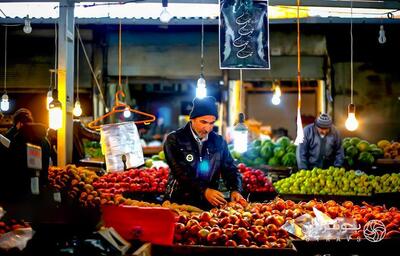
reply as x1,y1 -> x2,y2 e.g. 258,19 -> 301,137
163,96 -> 245,210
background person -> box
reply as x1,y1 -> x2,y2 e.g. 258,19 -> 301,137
296,113 -> 344,170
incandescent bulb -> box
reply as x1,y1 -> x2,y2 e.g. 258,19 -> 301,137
73,100 -> 82,117
271,94 -> 281,105
378,25 -> 386,44
274,85 -> 282,97
1,93 -> 9,112
345,112 -> 359,131
196,76 -> 207,99
49,99 -> 62,130
123,107 -> 131,118
233,113 -> 248,153
159,7 -> 172,23
23,18 -> 32,34
46,90 -> 53,110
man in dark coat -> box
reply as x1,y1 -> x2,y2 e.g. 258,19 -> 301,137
163,96 -> 245,210
296,113 -> 344,170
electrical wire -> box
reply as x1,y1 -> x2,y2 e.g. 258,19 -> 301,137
76,25 -> 108,110
54,23 -> 58,90
350,0 -> 354,105
118,19 -> 122,91
3,26 -> 7,94
76,24 -> 79,101
239,69 -> 243,112
200,17 -> 204,76
296,0 -> 301,109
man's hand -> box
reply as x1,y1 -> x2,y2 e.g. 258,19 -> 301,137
204,188 -> 227,207
231,191 -> 247,207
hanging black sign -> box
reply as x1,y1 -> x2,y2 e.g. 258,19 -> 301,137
219,0 -> 270,69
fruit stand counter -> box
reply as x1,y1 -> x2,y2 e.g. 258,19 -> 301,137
134,243 -> 297,256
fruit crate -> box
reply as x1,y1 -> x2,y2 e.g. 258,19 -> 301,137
243,191 -> 278,203
134,243 -> 297,256
373,192 -> 400,207
278,192 -> 400,208
293,238 -> 400,256
122,191 -> 164,204
258,165 -> 295,183
278,193 -> 373,205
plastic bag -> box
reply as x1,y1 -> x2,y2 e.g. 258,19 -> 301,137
0,227 -> 34,251
220,0 -> 270,69
101,123 -> 144,172
282,207 -> 360,241
0,207 -> 4,220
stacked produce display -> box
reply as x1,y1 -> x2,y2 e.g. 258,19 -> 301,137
83,140 -> 103,158
230,137 -> 297,168
42,134 -> 400,253
343,137 -> 383,168
238,163 -> 275,193
274,167 -> 400,195
173,198 -> 400,247
378,140 -> 400,160
48,165 -> 202,214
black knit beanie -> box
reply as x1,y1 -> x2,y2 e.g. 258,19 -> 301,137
189,96 -> 219,119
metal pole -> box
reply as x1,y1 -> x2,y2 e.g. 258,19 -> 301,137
57,0 -> 75,165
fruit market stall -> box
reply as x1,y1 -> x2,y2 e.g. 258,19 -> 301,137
5,133 -> 399,255
34,163 -> 399,254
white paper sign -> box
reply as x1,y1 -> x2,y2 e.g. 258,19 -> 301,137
26,143 -> 42,170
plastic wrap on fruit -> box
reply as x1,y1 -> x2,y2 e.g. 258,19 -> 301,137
220,0 -> 270,69
0,227 -> 34,251
281,219 -> 305,240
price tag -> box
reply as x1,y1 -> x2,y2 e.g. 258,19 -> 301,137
53,192 -> 62,203
31,177 -> 39,195
27,143 -> 42,170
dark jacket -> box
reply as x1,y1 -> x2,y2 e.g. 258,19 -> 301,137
1,123 -> 51,201
163,122 -> 242,210
296,123 -> 344,170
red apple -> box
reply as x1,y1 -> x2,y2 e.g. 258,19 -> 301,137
225,240 -> 237,247
207,232 -> 219,243
174,223 -> 186,234
198,228 -> 210,240
189,225 -> 201,236
200,211 -> 212,222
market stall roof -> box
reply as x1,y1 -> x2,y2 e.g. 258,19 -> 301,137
0,1 -> 399,25
3,0 -> 400,9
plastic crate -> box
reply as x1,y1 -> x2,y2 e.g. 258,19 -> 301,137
101,205 -> 177,245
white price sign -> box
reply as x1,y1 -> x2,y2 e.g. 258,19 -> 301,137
27,143 -> 42,170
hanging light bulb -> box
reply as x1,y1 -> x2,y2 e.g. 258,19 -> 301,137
345,2 -> 359,132
73,100 -> 82,117
271,94 -> 281,105
49,89 -> 62,130
196,17 -> 207,99
159,0 -> 172,23
271,84 -> 281,105
378,25 -> 386,44
46,89 -> 53,110
123,107 -> 131,118
2,27 -> 10,112
196,75 -> 207,99
345,103 -> 359,131
23,15 -> 32,34
1,93 -> 9,112
233,113 -> 248,153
